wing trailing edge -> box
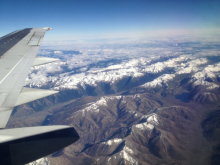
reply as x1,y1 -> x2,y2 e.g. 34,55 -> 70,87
32,56 -> 59,66
0,109 -> 13,128
15,87 -> 58,106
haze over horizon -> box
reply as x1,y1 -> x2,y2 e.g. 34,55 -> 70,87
0,0 -> 220,41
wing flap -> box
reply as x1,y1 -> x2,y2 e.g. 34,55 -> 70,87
15,87 -> 58,106
0,109 -> 13,128
32,56 -> 59,66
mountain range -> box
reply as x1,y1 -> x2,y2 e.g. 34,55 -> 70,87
5,36 -> 220,165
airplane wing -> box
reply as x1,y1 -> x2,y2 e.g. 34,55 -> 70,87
0,27 -> 58,128
0,28 -> 79,165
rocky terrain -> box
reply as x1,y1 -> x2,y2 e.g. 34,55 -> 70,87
5,36 -> 220,165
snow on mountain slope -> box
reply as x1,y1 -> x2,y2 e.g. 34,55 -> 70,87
106,141 -> 138,164
24,35 -> 220,94
26,50 -> 219,94
134,122 -> 154,131
28,158 -> 50,165
141,74 -> 175,88
176,58 -> 208,74
69,93 -> 203,165
133,113 -> 159,132
189,62 -> 220,89
25,56 -> 198,89
103,138 -> 123,146
92,138 -> 139,165
66,95 -> 161,163
72,97 -> 108,117
113,150 -> 139,165
24,37 -> 220,104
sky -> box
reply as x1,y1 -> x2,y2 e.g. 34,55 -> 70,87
0,0 -> 220,40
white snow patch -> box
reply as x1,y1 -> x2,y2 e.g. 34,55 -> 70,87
189,62 -> 220,89
135,122 -> 154,130
119,150 -> 139,165
28,158 -> 50,165
73,97 -> 107,117
142,74 -> 175,88
105,95 -> 122,101
134,113 -> 159,131
26,55 -> 182,90
124,146 -> 134,154
147,114 -> 159,125
104,138 -> 123,146
176,58 -> 208,74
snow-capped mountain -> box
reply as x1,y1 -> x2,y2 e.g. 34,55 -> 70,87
10,36 -> 220,165
26,55 -> 219,91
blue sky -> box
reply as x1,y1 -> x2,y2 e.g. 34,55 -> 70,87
0,0 -> 220,40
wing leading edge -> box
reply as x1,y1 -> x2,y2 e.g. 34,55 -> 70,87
0,28 -> 79,164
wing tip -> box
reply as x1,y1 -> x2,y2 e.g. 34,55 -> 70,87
43,27 -> 52,31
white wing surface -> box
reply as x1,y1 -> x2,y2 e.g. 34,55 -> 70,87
0,28 -> 79,165
0,27 -> 58,128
